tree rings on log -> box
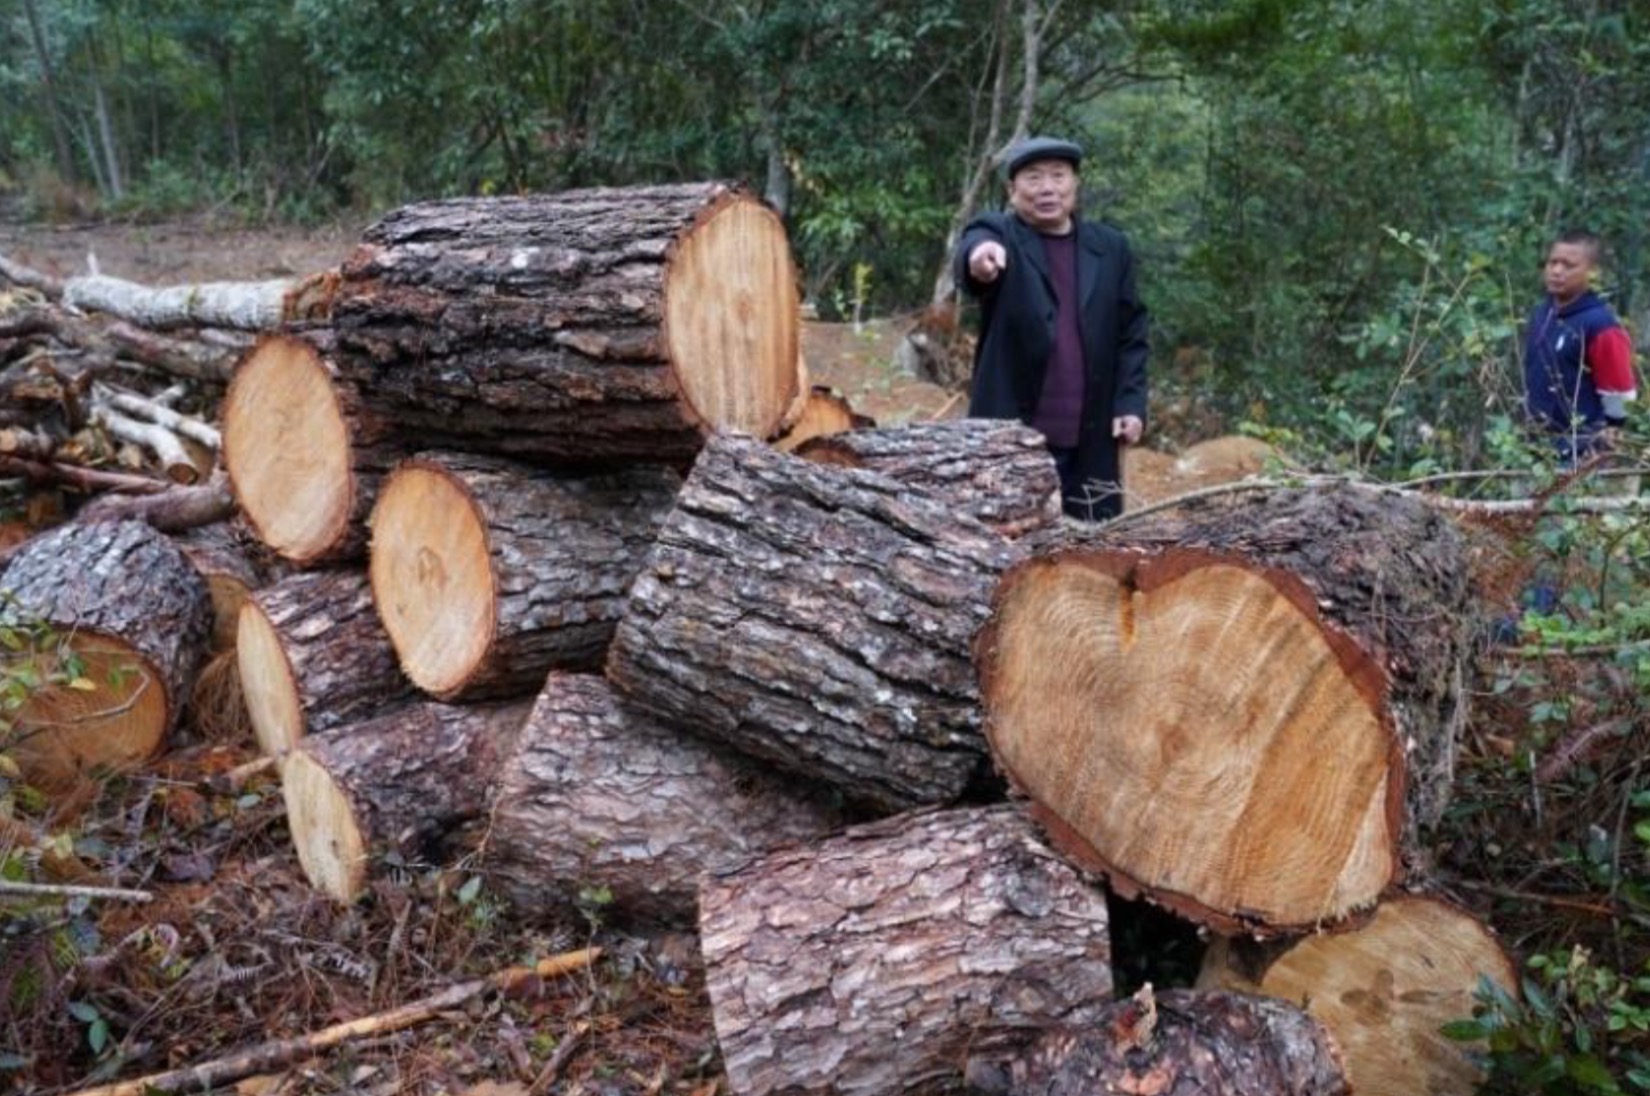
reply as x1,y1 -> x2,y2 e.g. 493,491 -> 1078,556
1199,895 -> 1517,1096
283,699 -> 531,903
332,184 -> 802,464
222,333 -> 404,566
976,487 -> 1475,933
236,569 -> 412,758
699,805 -> 1114,1096
369,453 -> 678,700
485,674 -> 846,926
0,521 -> 210,786
607,434 -> 1022,811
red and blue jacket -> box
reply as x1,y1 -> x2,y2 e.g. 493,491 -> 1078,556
1523,290 -> 1637,458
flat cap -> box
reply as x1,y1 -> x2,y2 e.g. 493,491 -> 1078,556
1002,136 -> 1083,179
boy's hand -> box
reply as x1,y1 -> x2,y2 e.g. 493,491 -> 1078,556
968,241 -> 1008,284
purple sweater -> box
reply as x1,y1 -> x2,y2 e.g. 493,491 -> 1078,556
1030,230 -> 1085,446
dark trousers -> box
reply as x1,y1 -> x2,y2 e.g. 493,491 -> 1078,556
1049,445 -> 1122,522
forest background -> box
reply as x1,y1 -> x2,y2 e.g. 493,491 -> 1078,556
4,0 -> 1650,1092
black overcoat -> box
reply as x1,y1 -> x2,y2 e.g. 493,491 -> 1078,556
956,210 -> 1149,518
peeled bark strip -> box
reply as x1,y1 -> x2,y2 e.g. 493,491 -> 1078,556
607,434 -> 1021,811
370,453 -> 678,700
485,674 -> 846,926
796,419 -> 1061,537
771,385 -> 874,453
0,521 -> 210,786
699,805 -> 1114,1096
283,700 -> 530,903
223,332 -> 408,565
1198,895 -> 1517,1096
977,487 -> 1474,934
237,569 -> 412,758
331,183 -> 801,464
994,987 -> 1350,1096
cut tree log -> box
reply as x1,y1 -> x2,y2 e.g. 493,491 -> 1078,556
237,569 -> 412,758
174,521 -> 275,652
984,986 -> 1350,1096
771,385 -> 874,453
699,804 -> 1114,1096
61,269 -> 334,330
796,419 -> 1061,537
976,486 -> 1475,934
485,673 -> 847,927
1198,894 -> 1517,1096
330,183 -> 802,464
222,332 -> 408,566
0,521 -> 210,787
370,453 -> 679,700
283,699 -> 531,902
607,433 -> 1022,811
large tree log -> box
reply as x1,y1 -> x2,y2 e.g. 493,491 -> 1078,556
0,521 -> 210,786
174,521 -> 276,652
485,673 -> 846,927
607,434 -> 1021,811
976,486 -> 1475,934
699,804 -> 1114,1096
986,987 -> 1350,1096
1198,895 -> 1518,1096
330,183 -> 802,464
222,332 -> 408,565
236,569 -> 413,758
796,419 -> 1061,537
370,453 -> 679,700
283,699 -> 531,903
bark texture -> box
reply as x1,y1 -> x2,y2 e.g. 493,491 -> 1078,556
700,804 -> 1114,1096
370,453 -> 679,700
330,184 -> 800,464
62,271 -> 330,330
796,419 -> 1061,537
607,434 -> 1022,811
485,674 -> 847,926
992,988 -> 1350,1096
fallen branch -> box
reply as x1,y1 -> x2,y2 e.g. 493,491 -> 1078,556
0,879 -> 153,903
75,475 -> 236,532
96,385 -> 220,449
66,947 -> 602,1096
91,401 -> 200,484
0,252 -> 65,299
62,269 -> 337,332
0,427 -> 57,461
0,454 -> 169,494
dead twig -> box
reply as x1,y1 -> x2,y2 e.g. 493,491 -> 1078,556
0,879 -> 153,903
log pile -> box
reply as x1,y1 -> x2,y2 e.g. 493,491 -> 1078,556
2,188 -> 1525,1096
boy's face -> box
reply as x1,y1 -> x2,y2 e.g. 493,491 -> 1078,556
1544,242 -> 1595,304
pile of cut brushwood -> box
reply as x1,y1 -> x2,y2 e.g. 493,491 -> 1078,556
4,183 -> 1536,1096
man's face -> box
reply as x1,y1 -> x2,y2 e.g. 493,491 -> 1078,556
1007,158 -> 1078,234
1544,242 -> 1595,304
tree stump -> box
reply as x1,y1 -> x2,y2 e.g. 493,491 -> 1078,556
485,674 -> 846,926
607,434 -> 1022,811
0,521 -> 210,786
236,569 -> 413,758
222,332 -> 407,566
987,987 -> 1350,1096
796,419 -> 1061,537
771,385 -> 873,453
1198,895 -> 1517,1096
283,699 -> 531,903
331,184 -> 802,464
699,804 -> 1114,1096
976,487 -> 1475,934
370,453 -> 679,700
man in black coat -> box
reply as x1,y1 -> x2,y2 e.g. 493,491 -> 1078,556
955,136 -> 1149,520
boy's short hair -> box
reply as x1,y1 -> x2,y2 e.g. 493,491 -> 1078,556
1554,229 -> 1604,264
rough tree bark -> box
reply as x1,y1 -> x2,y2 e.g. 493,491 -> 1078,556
976,486 -> 1476,934
369,452 -> 679,701
330,183 -> 802,464
607,434 -> 1022,812
700,804 -> 1113,1096
484,674 -> 847,927
796,419 -> 1061,537
0,521 -> 210,787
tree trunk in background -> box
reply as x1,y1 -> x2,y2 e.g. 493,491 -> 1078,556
21,0 -> 78,187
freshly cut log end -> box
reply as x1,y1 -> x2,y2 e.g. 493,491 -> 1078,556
284,700 -> 531,903
994,987 -> 1350,1096
772,386 -> 873,452
1199,895 -> 1518,1096
976,488 -> 1474,934
700,805 -> 1114,1096
369,454 -> 678,700
0,521 -> 211,787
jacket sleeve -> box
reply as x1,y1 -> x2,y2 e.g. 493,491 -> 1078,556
955,214 -> 1007,299
1586,326 -> 1637,423
1112,239 -> 1150,423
